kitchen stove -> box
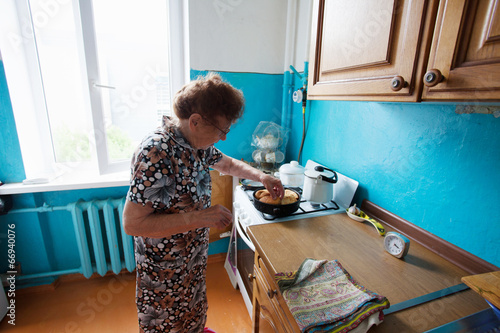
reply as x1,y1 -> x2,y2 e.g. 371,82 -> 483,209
240,186 -> 341,222
224,160 -> 359,318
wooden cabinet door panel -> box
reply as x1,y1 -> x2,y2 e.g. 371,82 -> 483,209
257,258 -> 297,332
253,264 -> 286,332
320,0 -> 394,73
308,0 -> 433,101
209,170 -> 232,242
422,0 -> 500,100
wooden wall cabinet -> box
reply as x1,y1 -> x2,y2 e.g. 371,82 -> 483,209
422,0 -> 500,100
308,0 -> 500,102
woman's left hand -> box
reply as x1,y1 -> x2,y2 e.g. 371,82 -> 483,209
260,174 -> 285,200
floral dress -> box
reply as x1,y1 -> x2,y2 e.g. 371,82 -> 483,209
127,116 -> 222,333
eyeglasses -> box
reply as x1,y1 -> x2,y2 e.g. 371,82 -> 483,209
202,116 -> 231,137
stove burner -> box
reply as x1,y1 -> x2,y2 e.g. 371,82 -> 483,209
242,186 -> 340,221
260,200 -> 339,221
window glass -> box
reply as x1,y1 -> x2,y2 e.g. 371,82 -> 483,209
30,0 -> 92,163
92,0 -> 171,162
1,0 -> 180,180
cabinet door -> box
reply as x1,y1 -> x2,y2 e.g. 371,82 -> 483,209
308,0 -> 436,102
253,269 -> 283,333
422,0 -> 500,101
257,258 -> 297,332
252,254 -> 298,333
209,171 -> 233,242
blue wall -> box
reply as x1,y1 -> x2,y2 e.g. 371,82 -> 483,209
287,95 -> 500,267
0,65 -> 283,287
0,61 -> 24,183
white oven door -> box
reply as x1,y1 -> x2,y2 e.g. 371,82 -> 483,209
225,202 -> 255,288
224,224 -> 239,289
224,202 -> 255,318
234,211 -> 255,252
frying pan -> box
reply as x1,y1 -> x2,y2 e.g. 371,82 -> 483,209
241,179 -> 264,190
252,187 -> 301,217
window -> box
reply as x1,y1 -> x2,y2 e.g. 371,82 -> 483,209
0,0 -> 189,181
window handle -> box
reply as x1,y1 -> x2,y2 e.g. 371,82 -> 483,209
92,81 -> 116,89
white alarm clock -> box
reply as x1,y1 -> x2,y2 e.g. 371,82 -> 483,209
384,231 -> 410,259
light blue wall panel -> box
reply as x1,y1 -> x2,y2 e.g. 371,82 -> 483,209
0,193 -> 52,275
0,61 -> 25,183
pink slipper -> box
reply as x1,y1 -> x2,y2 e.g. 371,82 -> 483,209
204,328 -> 216,333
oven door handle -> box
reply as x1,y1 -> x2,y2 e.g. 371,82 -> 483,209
235,216 -> 255,252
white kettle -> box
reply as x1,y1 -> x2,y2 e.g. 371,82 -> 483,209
302,166 -> 338,203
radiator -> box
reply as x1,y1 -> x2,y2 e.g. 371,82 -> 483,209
7,197 -> 135,280
69,198 -> 135,278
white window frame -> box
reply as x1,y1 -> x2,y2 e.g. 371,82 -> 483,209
0,0 -> 190,182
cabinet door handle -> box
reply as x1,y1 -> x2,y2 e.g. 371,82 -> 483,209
248,274 -> 255,282
391,76 -> 407,91
267,289 -> 277,298
423,69 -> 444,87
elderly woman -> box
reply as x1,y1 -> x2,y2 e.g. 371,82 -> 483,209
123,73 -> 284,333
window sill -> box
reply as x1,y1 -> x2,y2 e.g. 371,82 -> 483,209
0,171 -> 130,195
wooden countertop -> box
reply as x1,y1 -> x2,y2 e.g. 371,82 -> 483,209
248,213 -> 489,332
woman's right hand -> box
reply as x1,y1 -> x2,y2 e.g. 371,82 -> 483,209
200,204 -> 233,229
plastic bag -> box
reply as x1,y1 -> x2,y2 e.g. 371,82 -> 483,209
251,121 -> 289,165
251,121 -> 290,149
